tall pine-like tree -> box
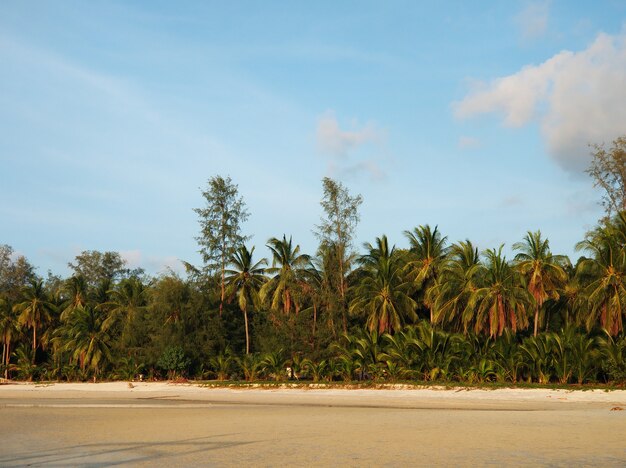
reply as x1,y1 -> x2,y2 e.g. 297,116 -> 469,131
195,176 -> 249,316
315,177 -> 362,332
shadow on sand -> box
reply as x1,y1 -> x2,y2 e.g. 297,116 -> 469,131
0,434 -> 256,466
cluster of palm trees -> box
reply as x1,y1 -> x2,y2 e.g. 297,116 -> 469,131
177,324 -> 625,385
2,212 -> 626,384
0,276 -> 146,380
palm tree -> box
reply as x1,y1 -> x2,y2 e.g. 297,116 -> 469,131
350,236 -> 417,334
0,296 -> 19,378
520,334 -> 553,384
225,245 -> 267,354
429,240 -> 481,333
100,277 -> 147,340
61,305 -> 111,378
237,353 -> 263,381
466,246 -> 531,337
260,235 -> 310,316
300,258 -> 324,340
311,243 -> 353,334
403,225 -> 448,323
513,231 -> 568,336
576,223 -> 626,335
60,275 -> 88,321
13,279 -> 55,361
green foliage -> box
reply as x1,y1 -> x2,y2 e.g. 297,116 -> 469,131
209,350 -> 234,381
68,251 -> 127,288
586,136 -> 626,217
157,346 -> 191,379
8,172 -> 626,387
315,178 -> 363,331
350,236 -> 416,334
194,176 -> 249,273
0,245 -> 36,301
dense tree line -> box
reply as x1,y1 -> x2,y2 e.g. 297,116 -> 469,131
2,161 -> 626,385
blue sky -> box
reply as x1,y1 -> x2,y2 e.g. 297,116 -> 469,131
2,1 -> 625,275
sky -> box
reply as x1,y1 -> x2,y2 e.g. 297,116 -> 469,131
1,1 -> 626,276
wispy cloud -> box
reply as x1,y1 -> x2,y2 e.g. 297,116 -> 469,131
454,32 -> 626,172
458,136 -> 482,150
317,112 -> 381,156
515,1 -> 550,41
316,111 -> 386,180
119,250 -> 182,273
501,195 -> 523,208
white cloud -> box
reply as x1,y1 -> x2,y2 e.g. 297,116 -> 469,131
120,250 -> 182,273
316,112 -> 381,156
316,112 -> 386,180
458,136 -> 482,150
516,2 -> 550,40
454,32 -> 626,172
501,195 -> 523,208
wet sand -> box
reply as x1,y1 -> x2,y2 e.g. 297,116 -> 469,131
1,383 -> 625,466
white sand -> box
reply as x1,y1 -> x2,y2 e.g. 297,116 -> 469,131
2,381 -> 626,408
2,382 -> 626,466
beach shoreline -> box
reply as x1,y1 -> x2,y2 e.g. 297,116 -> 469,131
2,381 -> 626,410
2,381 -> 626,466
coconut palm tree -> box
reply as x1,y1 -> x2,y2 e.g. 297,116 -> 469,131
0,296 -> 19,378
61,305 -> 111,378
429,240 -> 481,333
350,236 -> 417,334
465,246 -> 531,337
403,225 -> 449,323
576,224 -> 626,336
100,277 -> 147,339
300,258 -> 324,340
513,230 -> 568,336
13,279 -> 55,361
60,275 -> 89,321
260,235 -> 310,316
225,245 -> 267,354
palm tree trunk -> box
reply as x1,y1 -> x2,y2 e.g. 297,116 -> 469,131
32,327 -> 37,363
220,261 -> 225,317
244,309 -> 250,355
533,304 -> 539,337
4,341 -> 9,380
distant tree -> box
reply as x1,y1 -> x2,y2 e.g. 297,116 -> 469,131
225,246 -> 267,354
586,136 -> 626,218
157,346 -> 191,379
429,240 -> 481,333
0,245 -> 36,301
0,296 -> 19,379
576,215 -> 626,336
314,177 -> 362,332
61,305 -> 111,378
466,246 -> 531,337
13,279 -> 55,361
350,236 -> 417,334
194,176 -> 249,316
68,251 -> 126,288
403,225 -> 449,323
513,231 -> 568,336
60,275 -> 89,321
260,236 -> 310,316
101,277 -> 147,342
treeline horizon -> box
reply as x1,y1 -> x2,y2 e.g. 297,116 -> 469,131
2,137 -> 626,385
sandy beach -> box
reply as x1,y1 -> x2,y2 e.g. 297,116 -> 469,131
1,382 -> 626,466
